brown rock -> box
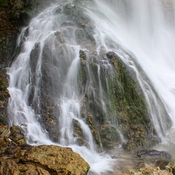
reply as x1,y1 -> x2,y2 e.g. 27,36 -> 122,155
22,145 -> 90,175
0,144 -> 90,175
123,167 -> 173,175
9,125 -> 26,145
0,125 -> 90,175
0,69 -> 9,125
0,125 -> 9,138
166,162 -> 175,175
19,164 -> 50,175
0,157 -> 20,175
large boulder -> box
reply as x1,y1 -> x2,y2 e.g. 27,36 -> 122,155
0,145 -> 90,175
0,125 -> 90,175
21,145 -> 89,175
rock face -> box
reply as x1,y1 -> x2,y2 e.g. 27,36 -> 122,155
0,125 -> 90,175
0,69 -> 9,125
41,0 -> 163,150
0,0 -> 56,126
0,0 -> 57,67
135,149 -> 172,170
1,125 -> 173,175
78,49 -> 162,151
122,149 -> 173,175
0,0 -> 29,67
0,1 -> 174,174
123,167 -> 173,175
0,0 -> 171,155
105,51 -> 171,151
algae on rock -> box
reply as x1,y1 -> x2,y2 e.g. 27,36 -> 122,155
106,51 -> 159,151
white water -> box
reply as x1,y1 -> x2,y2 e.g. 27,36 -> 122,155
7,0 -> 175,174
86,0 -> 175,139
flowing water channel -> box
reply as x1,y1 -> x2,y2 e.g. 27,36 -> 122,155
7,0 -> 175,174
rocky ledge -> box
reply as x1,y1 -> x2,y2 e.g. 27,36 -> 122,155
1,125 -> 175,175
123,167 -> 173,175
0,125 -> 90,175
122,149 -> 175,175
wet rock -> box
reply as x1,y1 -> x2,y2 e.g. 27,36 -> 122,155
73,119 -> 86,146
157,160 -> 171,170
0,127 -> 20,158
106,51 -> 171,151
0,0 -> 56,68
137,149 -> 171,160
124,167 -> 173,175
78,48 -> 161,151
99,121 -> 121,149
0,0 -> 171,160
0,125 -> 9,154
0,157 -> 20,175
0,69 -> 9,125
9,125 -> 26,146
21,145 -> 90,175
0,125 -> 9,138
0,125 -> 90,175
19,163 -> 50,175
136,149 -> 172,169
0,145 -> 90,175
86,116 -> 101,146
0,0 -> 57,131
79,50 -> 87,88
62,1 -> 95,42
166,162 -> 175,175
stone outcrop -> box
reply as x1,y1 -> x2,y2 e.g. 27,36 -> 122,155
0,69 -> 9,125
0,125 -> 90,175
0,0 -> 30,67
0,0 -> 54,126
123,167 -> 173,175
106,51 -> 171,151
0,0 -> 56,67
136,149 -> 171,169
0,0 -> 172,160
123,159 -> 175,175
122,149 -> 173,175
78,49 -> 163,151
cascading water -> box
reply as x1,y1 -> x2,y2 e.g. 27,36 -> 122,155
87,0 -> 175,151
7,0 -> 175,174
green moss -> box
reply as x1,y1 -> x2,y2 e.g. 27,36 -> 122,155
106,51 -> 158,151
0,0 -> 8,8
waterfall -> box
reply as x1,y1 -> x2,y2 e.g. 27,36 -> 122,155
88,0 -> 175,156
7,0 -> 175,173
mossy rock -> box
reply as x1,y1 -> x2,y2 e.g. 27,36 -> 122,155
77,49 -> 160,151
21,145 -> 90,175
0,125 -> 90,175
0,145 -> 90,175
99,121 -> 121,148
86,116 -> 101,146
106,51 -> 160,151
